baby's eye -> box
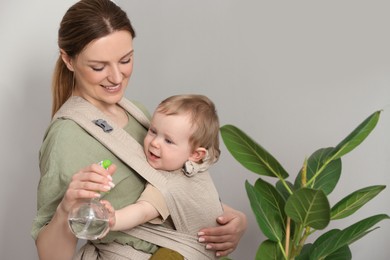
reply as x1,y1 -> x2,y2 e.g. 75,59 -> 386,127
165,139 -> 174,144
148,128 -> 157,135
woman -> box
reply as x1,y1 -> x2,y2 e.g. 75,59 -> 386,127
31,0 -> 247,259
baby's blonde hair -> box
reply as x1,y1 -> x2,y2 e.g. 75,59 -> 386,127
156,94 -> 221,163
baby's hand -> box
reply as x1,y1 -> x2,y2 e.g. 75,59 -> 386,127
100,200 -> 116,233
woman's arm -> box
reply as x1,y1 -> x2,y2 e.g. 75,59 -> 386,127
197,203 -> 247,257
36,203 -> 78,260
36,164 -> 116,260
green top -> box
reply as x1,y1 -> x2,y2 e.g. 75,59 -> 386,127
31,101 -> 159,253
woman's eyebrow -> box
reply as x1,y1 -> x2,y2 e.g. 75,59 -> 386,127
88,50 -> 134,63
121,50 -> 134,58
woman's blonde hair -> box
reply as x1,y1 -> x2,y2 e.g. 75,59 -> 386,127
156,94 -> 221,163
51,0 -> 136,117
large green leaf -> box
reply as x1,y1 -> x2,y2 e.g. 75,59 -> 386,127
329,111 -> 380,160
331,185 -> 386,220
245,180 -> 285,242
310,229 -> 353,260
254,178 -> 286,229
310,214 -> 390,259
296,241 -> 351,260
295,243 -> 312,260
312,229 -> 340,247
294,148 -> 342,195
221,125 -> 289,179
325,246 -> 352,260
256,240 -> 283,260
275,180 -> 296,239
285,188 -> 330,230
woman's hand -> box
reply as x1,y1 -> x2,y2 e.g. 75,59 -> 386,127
59,163 -> 116,214
197,204 -> 247,257
36,163 -> 116,260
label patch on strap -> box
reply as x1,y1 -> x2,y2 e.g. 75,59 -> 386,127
93,119 -> 113,133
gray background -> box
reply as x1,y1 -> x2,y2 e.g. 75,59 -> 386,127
1,0 -> 389,259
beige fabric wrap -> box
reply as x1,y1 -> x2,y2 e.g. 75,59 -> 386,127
54,97 -> 223,260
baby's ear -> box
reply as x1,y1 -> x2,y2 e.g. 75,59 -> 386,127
189,147 -> 207,163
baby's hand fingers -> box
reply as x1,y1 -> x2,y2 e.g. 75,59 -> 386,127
100,200 -> 116,228
100,200 -> 114,212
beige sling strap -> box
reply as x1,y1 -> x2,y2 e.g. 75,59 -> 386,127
55,96 -> 216,260
118,98 -> 150,129
74,241 -> 152,260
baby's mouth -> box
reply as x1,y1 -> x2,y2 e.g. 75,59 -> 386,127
148,150 -> 160,159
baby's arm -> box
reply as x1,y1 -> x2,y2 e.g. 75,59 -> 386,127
111,200 -> 159,231
101,183 -> 168,233
100,199 -> 159,232
101,184 -> 169,236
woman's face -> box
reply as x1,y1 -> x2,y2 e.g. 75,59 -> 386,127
69,30 -> 134,109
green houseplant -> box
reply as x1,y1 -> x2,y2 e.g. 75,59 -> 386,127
220,110 -> 389,260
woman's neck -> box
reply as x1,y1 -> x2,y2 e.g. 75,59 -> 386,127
73,94 -> 129,128
100,104 -> 129,128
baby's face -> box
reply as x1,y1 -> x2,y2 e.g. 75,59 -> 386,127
144,112 -> 195,171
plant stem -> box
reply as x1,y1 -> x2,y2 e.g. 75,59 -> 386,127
278,241 -> 288,260
295,227 -> 311,256
301,157 -> 308,187
290,223 -> 303,257
280,178 -> 293,194
285,217 -> 291,258
267,166 -> 293,194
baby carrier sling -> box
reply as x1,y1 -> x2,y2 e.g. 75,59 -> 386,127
53,96 -> 222,260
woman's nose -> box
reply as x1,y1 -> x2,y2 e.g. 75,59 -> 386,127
107,65 -> 123,84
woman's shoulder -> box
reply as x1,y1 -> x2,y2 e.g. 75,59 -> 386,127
39,118 -> 104,176
41,118 -> 94,152
45,118 -> 85,139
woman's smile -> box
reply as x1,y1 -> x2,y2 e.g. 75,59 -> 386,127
101,84 -> 121,92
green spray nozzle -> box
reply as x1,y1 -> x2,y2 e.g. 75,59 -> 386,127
99,159 -> 113,197
100,159 -> 112,169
